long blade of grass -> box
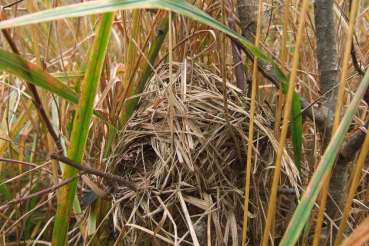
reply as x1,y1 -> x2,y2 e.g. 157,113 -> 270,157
0,0 -> 269,62
0,49 -> 78,104
0,0 -> 303,172
242,0 -> 263,243
279,67 -> 369,246
51,13 -> 114,246
279,75 -> 303,170
0,50 -> 110,125
274,0 -> 290,138
120,9 -> 142,124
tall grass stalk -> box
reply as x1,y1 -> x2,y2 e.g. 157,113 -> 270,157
261,0 -> 310,244
51,13 -> 113,246
241,0 -> 263,243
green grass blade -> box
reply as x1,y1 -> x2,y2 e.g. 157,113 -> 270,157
0,178 -> 12,200
0,49 -> 78,104
279,68 -> 369,246
279,70 -> 303,171
51,13 -> 114,246
0,0 -> 267,61
0,0 -> 303,172
291,93 -> 302,171
52,72 -> 84,81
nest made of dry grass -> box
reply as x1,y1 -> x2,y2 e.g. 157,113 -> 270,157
106,61 -> 300,245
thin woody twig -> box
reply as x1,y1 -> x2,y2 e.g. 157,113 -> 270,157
3,0 -> 25,9
50,153 -> 137,192
0,157 -> 39,168
0,174 -> 80,210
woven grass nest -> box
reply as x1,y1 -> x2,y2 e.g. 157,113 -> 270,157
107,62 -> 299,245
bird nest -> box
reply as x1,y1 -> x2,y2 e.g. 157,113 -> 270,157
107,62 -> 299,245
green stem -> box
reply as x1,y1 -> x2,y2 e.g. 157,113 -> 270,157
51,13 -> 114,246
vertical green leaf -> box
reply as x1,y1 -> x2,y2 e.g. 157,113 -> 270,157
291,93 -> 302,171
51,13 -> 114,246
277,69 -> 303,171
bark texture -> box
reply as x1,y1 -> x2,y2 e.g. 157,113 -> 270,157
237,0 -> 257,42
314,0 -> 339,129
233,0 -> 259,91
227,13 -> 247,91
328,121 -> 369,218
314,0 -> 366,231
314,0 -> 342,221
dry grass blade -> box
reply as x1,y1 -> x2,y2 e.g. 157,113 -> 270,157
261,0 -> 310,244
340,217 -> 369,246
241,0 -> 263,243
178,191 -> 200,246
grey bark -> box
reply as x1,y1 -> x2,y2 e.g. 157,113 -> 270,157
235,0 -> 258,92
231,40 -> 247,91
237,0 -> 257,42
227,13 -> 247,91
328,120 -> 369,219
314,0 -> 364,234
314,0 -> 339,134
314,0 -> 340,219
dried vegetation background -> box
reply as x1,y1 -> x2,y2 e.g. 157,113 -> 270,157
0,0 -> 368,245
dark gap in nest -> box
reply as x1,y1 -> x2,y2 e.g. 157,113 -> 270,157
114,140 -> 157,176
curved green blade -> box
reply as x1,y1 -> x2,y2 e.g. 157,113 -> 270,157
0,49 -> 78,104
